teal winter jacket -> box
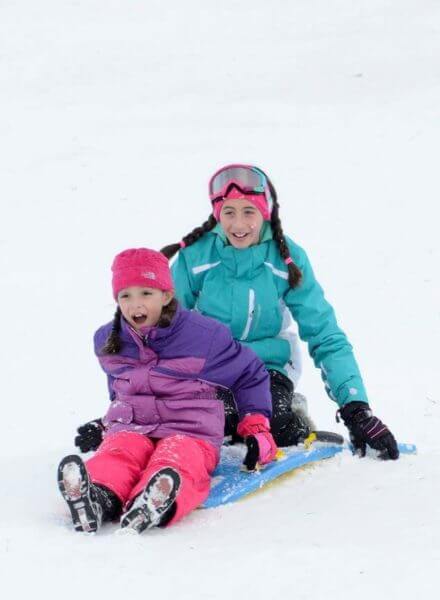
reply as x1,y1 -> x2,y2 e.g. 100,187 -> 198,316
171,223 -> 368,407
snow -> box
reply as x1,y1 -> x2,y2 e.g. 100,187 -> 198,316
1,0 -> 439,597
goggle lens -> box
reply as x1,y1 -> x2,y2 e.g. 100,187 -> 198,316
209,166 -> 267,197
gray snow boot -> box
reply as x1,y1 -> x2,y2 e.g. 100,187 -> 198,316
292,391 -> 316,432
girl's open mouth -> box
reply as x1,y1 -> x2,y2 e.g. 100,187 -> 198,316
132,314 -> 148,325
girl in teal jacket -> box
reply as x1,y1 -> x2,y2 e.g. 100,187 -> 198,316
161,164 -> 399,459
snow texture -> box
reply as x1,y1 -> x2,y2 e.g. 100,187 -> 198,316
0,1 -> 439,598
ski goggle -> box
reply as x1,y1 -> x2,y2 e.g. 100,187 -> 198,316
208,164 -> 273,213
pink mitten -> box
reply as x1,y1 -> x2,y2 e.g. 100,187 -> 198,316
237,414 -> 278,471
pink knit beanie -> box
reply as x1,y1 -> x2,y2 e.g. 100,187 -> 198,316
111,248 -> 174,299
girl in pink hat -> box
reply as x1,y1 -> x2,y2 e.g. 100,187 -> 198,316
58,247 -> 277,534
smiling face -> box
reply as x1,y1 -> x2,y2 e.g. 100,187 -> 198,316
117,286 -> 174,330
218,198 -> 264,248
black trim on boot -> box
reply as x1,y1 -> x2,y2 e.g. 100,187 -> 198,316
271,412 -> 311,447
93,485 -> 122,521
120,467 -> 181,534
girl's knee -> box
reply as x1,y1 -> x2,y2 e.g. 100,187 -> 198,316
152,435 -> 218,475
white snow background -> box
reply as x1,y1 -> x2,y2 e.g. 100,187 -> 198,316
1,1 -> 439,598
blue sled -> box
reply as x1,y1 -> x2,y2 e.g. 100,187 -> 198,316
202,442 -> 417,509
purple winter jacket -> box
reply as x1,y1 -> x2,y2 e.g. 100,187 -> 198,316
94,305 -> 271,450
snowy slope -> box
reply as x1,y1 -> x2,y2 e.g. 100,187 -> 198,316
1,1 -> 439,598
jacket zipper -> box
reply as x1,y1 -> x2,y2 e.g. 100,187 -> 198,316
151,367 -> 228,391
240,288 -> 255,341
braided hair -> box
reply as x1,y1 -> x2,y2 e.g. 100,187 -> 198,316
161,215 -> 217,259
101,299 -> 179,354
101,306 -> 122,354
161,168 -> 302,289
267,178 -> 302,288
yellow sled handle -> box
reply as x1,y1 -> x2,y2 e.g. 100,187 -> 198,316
303,432 -> 317,450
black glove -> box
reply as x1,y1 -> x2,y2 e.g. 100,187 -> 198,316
338,402 -> 399,460
74,418 -> 104,453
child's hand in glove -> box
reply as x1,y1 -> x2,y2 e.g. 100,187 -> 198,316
338,402 -> 399,460
237,414 -> 278,471
74,418 -> 104,453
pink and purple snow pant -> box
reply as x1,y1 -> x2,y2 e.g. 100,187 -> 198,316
85,431 -> 218,526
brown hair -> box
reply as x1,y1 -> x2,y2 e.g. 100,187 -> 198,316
161,169 -> 301,288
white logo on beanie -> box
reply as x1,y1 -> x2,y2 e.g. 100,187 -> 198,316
142,271 -> 156,280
